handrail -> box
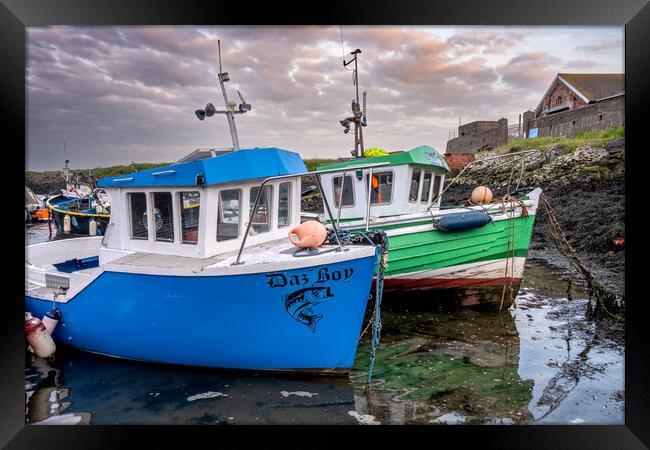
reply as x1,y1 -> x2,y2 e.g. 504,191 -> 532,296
431,149 -> 539,211
365,167 -> 374,231
233,162 -> 389,265
46,194 -> 111,219
335,169 -> 346,229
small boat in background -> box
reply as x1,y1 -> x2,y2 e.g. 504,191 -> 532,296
25,187 -> 49,223
45,160 -> 111,235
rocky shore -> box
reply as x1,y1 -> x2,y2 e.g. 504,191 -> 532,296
443,138 -> 625,294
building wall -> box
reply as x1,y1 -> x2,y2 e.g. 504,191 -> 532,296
527,96 -> 624,138
444,153 -> 476,171
446,118 -> 508,155
536,80 -> 587,118
459,121 -> 500,136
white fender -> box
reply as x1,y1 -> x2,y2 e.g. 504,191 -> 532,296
42,309 -> 61,336
63,214 -> 71,234
25,313 -> 56,358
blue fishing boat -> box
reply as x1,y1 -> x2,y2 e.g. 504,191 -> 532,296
45,160 -> 111,235
25,147 -> 386,374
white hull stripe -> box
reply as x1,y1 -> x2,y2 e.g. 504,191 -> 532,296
385,257 -> 527,281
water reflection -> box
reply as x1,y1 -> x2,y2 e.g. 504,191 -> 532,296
25,348 -> 357,425
350,303 -> 534,424
25,224 -> 624,425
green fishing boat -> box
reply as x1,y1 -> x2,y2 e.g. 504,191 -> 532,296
315,145 -> 541,306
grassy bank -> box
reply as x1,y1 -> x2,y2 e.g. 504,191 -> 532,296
482,126 -> 624,156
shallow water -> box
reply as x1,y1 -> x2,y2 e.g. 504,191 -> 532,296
25,222 -> 624,425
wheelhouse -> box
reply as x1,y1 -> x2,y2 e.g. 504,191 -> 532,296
316,145 -> 450,221
97,147 -> 306,260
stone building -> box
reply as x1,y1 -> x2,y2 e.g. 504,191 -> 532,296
444,118 -> 508,170
524,73 -> 624,138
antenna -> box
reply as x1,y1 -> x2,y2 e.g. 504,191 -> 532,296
218,40 -> 223,74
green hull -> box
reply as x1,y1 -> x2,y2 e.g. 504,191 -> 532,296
384,214 -> 536,277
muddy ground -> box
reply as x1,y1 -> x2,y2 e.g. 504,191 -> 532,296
440,179 -> 625,295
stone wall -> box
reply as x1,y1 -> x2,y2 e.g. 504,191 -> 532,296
446,118 -> 508,155
525,96 -> 624,138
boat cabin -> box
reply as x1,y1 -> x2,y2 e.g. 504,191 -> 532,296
97,147 -> 307,260
316,145 -> 450,221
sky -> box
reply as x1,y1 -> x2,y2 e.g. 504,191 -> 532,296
26,26 -> 624,171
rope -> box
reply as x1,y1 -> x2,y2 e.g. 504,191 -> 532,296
538,192 -> 623,320
367,232 -> 389,385
46,194 -> 111,218
322,228 -> 389,385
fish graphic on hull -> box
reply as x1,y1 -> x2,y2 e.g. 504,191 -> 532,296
282,287 -> 334,333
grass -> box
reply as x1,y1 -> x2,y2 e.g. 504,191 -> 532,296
579,165 -> 612,179
66,159 -> 337,179
483,126 -> 624,156
74,162 -> 171,179
303,158 -> 336,171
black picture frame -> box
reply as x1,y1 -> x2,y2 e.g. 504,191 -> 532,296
3,0 -> 648,447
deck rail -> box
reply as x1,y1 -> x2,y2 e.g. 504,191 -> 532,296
233,162 -> 389,265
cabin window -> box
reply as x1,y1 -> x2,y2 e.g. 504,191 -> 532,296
217,189 -> 241,242
128,192 -> 148,240
250,185 -> 273,234
366,171 -> 393,204
180,191 -> 200,245
420,172 -> 432,203
278,182 -> 291,228
432,174 -> 442,202
332,175 -> 354,207
409,169 -> 421,202
151,192 -> 174,242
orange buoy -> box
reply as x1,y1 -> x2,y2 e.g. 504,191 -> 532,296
288,220 -> 328,249
470,186 -> 493,204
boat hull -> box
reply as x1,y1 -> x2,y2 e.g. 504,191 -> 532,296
25,255 -> 376,374
49,210 -> 109,236
339,190 -> 541,305
47,195 -> 109,236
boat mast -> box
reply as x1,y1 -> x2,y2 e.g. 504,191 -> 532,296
340,49 -> 367,158
195,40 -> 252,151
217,40 -> 239,150
62,141 -> 71,185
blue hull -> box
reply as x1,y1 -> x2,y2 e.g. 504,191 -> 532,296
48,196 -> 109,236
25,255 -> 376,373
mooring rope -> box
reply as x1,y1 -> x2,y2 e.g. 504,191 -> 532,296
323,228 -> 390,385
538,192 -> 623,319
367,234 -> 389,385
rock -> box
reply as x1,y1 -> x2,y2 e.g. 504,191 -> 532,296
605,138 -> 625,154
544,147 -> 562,164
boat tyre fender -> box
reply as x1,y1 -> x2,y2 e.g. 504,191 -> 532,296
434,210 -> 492,232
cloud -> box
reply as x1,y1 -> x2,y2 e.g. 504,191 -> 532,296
575,40 -> 623,52
26,26 -> 623,171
